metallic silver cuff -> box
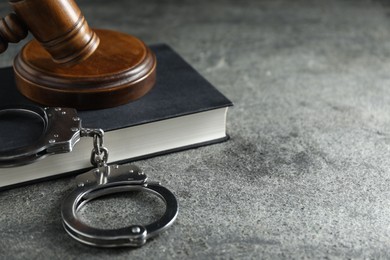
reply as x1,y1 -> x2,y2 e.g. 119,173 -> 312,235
61,164 -> 179,247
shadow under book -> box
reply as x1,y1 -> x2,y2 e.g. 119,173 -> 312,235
0,44 -> 233,189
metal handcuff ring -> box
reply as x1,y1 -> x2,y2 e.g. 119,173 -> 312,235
62,163 -> 178,247
0,106 -> 179,247
0,106 -> 80,167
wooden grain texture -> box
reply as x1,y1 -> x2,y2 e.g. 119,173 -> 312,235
1,0 -> 155,109
8,0 -> 99,65
14,29 -> 156,110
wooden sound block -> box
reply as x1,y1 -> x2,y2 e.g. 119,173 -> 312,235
13,29 -> 156,110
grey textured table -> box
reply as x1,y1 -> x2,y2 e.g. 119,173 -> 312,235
2,0 -> 390,258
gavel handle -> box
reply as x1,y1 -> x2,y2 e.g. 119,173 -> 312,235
0,13 -> 28,54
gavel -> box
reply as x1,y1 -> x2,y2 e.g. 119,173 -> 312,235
0,0 -> 156,109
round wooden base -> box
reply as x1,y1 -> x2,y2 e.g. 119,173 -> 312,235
13,29 -> 156,110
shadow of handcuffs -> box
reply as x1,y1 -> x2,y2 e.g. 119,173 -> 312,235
0,106 -> 178,247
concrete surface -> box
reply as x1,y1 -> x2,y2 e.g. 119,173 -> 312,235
2,0 -> 390,258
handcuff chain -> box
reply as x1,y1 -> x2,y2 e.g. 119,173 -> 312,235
80,128 -> 109,167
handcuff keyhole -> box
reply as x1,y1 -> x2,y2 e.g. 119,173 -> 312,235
77,191 -> 166,230
0,111 -> 45,152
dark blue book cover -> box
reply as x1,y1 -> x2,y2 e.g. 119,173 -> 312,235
0,44 -> 232,131
0,44 -> 232,188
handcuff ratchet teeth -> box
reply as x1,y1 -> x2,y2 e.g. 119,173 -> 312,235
0,106 -> 179,247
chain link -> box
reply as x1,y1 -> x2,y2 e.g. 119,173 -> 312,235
80,128 -> 109,167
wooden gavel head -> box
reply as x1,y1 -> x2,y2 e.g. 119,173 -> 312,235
0,0 -> 156,110
1,0 -> 99,66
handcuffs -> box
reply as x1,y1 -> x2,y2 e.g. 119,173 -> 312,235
0,106 -> 178,247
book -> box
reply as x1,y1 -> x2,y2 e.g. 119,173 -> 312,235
0,44 -> 232,189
